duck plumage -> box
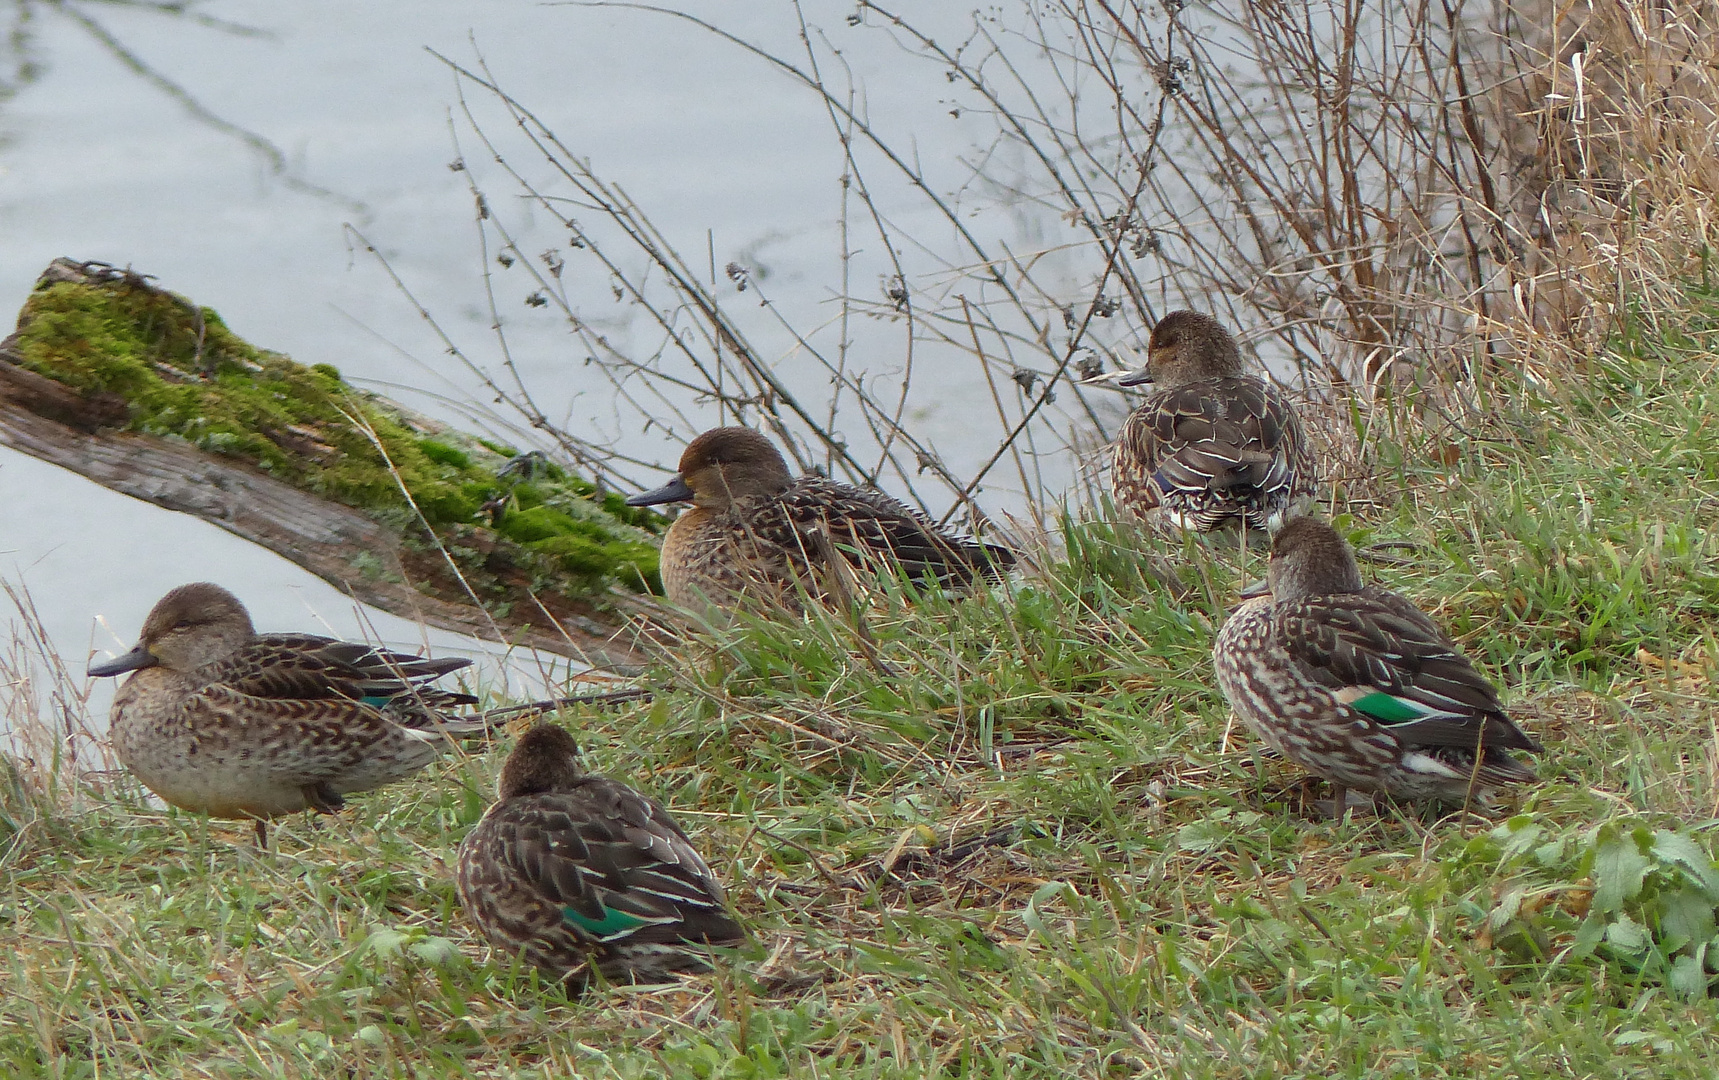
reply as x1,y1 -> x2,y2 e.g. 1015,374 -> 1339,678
456,723 -> 743,988
1212,518 -> 1540,811
629,426 -> 1013,610
1113,311 -> 1316,534
90,582 -> 482,841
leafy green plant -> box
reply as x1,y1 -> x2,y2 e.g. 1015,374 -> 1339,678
1476,816 -> 1719,998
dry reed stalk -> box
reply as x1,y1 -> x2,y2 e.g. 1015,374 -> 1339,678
0,580 -> 108,826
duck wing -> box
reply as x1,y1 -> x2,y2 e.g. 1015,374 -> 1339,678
1273,588 -> 1540,753
774,476 -> 1014,587
199,634 -> 477,714
490,779 -> 743,947
1121,377 -> 1311,515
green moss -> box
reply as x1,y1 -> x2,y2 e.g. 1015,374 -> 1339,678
497,505 -> 575,544
530,531 -> 663,593
416,438 -> 471,469
9,275 -> 665,600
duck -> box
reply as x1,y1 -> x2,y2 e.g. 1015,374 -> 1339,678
455,722 -> 744,989
625,426 -> 1014,611
89,582 -> 485,844
1211,518 -> 1541,814
1111,310 -> 1316,536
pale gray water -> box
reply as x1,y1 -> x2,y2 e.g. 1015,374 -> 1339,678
0,1 -> 1126,723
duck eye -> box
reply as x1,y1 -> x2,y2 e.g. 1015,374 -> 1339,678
172,620 -> 195,631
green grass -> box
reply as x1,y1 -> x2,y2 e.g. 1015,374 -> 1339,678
9,315 -> 1719,1076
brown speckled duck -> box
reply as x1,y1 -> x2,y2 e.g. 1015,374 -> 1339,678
1112,311 -> 1316,535
626,426 -> 1014,611
456,722 -> 744,989
1212,518 -> 1541,814
89,582 -> 484,843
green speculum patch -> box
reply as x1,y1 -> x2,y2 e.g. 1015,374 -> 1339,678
9,277 -> 663,597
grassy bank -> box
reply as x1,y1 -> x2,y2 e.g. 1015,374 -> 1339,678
5,301 -> 1719,1077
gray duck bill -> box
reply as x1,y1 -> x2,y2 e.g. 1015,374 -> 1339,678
89,644 -> 159,678
625,475 -> 695,506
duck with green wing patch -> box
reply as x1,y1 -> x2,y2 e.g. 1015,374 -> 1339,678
89,582 -> 485,844
1212,519 -> 1541,814
456,722 -> 745,989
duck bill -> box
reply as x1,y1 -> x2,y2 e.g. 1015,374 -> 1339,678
89,643 -> 159,678
1237,578 -> 1271,599
625,475 -> 694,507
1116,367 -> 1155,388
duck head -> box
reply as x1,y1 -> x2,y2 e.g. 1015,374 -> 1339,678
1118,310 -> 1245,388
498,722 -> 586,798
625,426 -> 795,513
1265,518 -> 1364,602
88,582 -> 255,677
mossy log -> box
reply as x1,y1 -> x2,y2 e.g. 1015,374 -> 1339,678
0,259 -> 666,670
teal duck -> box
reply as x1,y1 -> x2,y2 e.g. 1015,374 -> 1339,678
1112,310 -> 1316,534
626,426 -> 1014,610
455,722 -> 744,988
89,582 -> 484,843
1212,518 -> 1540,813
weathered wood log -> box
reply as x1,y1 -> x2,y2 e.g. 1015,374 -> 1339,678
0,259 -> 665,671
